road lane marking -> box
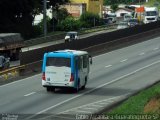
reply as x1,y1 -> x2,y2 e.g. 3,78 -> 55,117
74,110 -> 92,114
105,65 -> 112,68
96,102 -> 107,105
24,92 -> 36,97
80,107 -> 98,110
139,52 -> 145,55
30,60 -> 160,116
0,74 -> 40,88
153,47 -> 159,50
59,95 -> 125,114
120,59 -> 128,63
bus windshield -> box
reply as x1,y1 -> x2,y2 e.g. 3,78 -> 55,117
46,57 -> 71,67
145,11 -> 157,16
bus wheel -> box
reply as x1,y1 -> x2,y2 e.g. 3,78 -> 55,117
74,80 -> 80,93
82,78 -> 87,90
52,87 -> 55,92
46,87 -> 51,92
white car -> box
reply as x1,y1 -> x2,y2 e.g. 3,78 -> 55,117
117,21 -> 129,29
65,31 -> 79,42
107,13 -> 117,23
124,14 -> 132,21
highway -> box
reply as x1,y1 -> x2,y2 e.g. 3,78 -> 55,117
0,36 -> 160,120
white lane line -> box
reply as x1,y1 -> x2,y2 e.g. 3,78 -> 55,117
120,59 -> 128,63
153,47 -> 159,50
73,110 -> 92,114
0,74 -> 40,88
59,93 -> 130,114
80,107 -> 98,110
34,60 -> 160,116
139,52 -> 145,55
105,65 -> 112,68
24,92 -> 36,97
96,102 -> 108,105
89,104 -> 103,108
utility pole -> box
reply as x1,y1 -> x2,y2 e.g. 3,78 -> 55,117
139,0 -> 141,22
43,0 -> 47,37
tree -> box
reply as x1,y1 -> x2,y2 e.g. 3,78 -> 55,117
80,12 -> 103,28
111,4 -> 118,12
0,0 -> 43,39
0,0 -> 69,39
57,17 -> 81,31
103,0 -> 145,5
56,8 -> 70,22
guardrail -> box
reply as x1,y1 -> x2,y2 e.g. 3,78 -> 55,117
24,33 -> 66,47
0,65 -> 25,80
79,23 -> 117,34
24,24 -> 117,47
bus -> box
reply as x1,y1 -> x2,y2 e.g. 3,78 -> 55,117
42,50 -> 92,92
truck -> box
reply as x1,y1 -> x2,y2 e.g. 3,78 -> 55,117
143,7 -> 159,24
134,6 -> 159,24
0,33 -> 24,60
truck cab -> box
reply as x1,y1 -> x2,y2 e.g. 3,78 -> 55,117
144,7 -> 159,24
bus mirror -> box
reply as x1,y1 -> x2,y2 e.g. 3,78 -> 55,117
89,55 -> 92,64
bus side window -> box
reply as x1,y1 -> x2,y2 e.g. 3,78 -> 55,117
83,55 -> 88,68
78,57 -> 83,70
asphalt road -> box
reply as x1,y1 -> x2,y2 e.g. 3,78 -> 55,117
0,36 -> 160,120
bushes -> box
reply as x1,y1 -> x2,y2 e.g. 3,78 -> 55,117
80,12 -> 104,28
56,17 -> 82,31
56,12 -> 105,31
32,12 -> 105,37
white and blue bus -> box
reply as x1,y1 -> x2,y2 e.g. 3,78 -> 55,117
42,50 -> 92,92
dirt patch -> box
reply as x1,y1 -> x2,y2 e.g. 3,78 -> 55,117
144,96 -> 160,114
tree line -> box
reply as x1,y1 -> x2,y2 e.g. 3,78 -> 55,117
0,0 -> 69,39
104,0 -> 147,5
0,0 -> 147,39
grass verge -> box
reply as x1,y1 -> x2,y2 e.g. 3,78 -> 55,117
106,82 -> 160,119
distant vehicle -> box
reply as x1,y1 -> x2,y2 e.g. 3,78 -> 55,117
64,31 -> 79,42
117,21 -> 129,29
134,6 -> 159,24
0,55 -> 10,70
42,49 -> 92,92
107,13 -> 117,23
127,18 -> 139,27
124,14 -> 133,21
144,7 -> 159,24
0,33 -> 24,60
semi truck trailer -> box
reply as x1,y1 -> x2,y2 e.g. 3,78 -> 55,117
0,33 -> 24,60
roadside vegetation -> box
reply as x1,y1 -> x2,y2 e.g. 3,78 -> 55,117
35,11 -> 105,36
144,0 -> 160,9
106,82 -> 160,116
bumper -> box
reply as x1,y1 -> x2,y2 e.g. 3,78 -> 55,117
42,80 -> 75,88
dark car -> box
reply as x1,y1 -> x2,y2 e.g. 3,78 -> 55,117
127,18 -> 139,27
0,56 -> 10,70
